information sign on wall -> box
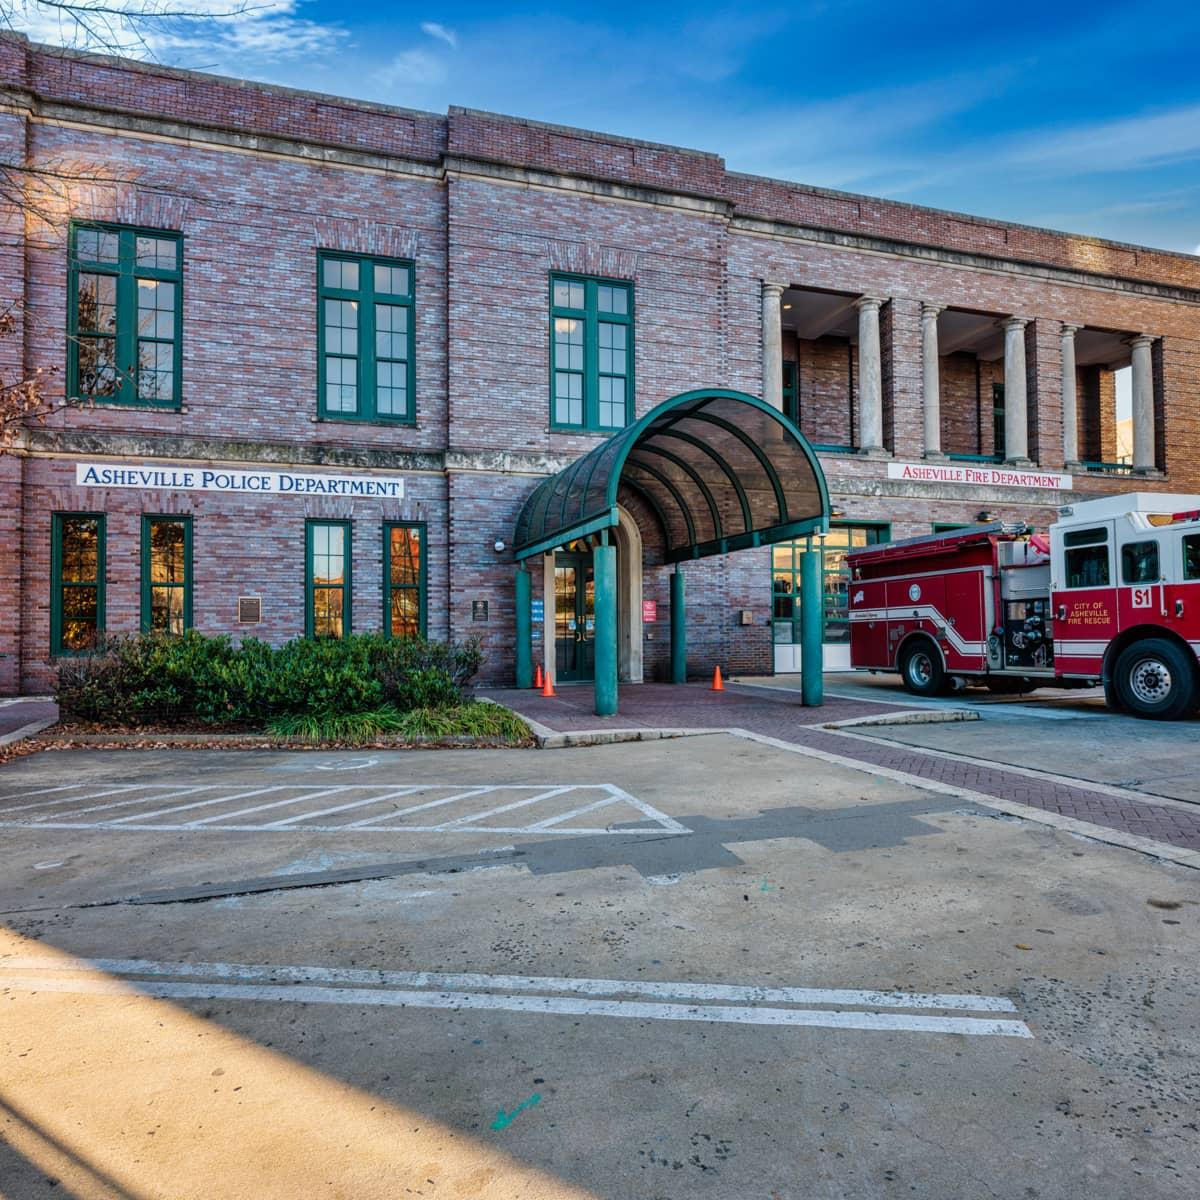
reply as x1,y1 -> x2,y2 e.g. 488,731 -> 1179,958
886,462 -> 1072,491
75,461 -> 405,499
642,600 -> 658,623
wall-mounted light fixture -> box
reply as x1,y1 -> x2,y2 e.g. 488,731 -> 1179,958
975,511 -> 995,523
493,539 -> 506,553
830,505 -> 845,519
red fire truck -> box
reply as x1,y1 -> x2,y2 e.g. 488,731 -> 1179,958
846,493 -> 1200,719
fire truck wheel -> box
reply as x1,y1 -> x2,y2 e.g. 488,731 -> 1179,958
900,641 -> 947,697
1113,638 -> 1198,720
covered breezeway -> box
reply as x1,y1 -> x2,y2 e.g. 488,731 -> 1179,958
512,389 -> 832,716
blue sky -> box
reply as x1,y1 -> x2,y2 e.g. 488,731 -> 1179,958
15,1 -> 1200,256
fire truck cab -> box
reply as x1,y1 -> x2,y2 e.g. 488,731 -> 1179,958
846,493 -> 1200,719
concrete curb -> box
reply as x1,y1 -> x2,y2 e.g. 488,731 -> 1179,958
7,730 -> 530,750
0,719 -> 57,748
822,709 -> 980,729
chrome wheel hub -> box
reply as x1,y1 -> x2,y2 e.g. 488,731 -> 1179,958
1129,657 -> 1172,706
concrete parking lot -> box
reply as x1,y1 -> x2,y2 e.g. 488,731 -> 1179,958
1,730 -> 1197,1200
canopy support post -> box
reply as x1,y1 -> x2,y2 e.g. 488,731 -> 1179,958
801,536 -> 824,706
594,536 -> 618,716
670,565 -> 686,684
514,566 -> 532,689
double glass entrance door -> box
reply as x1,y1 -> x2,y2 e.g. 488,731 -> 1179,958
554,551 -> 595,682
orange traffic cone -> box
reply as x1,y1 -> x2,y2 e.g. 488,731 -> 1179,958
541,671 -> 556,697
534,663 -> 544,690
710,665 -> 724,692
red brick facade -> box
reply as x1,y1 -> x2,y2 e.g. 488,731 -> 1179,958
1,35 -> 1198,694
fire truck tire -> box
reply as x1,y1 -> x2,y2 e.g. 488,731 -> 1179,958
900,640 -> 947,697
1113,638 -> 1198,720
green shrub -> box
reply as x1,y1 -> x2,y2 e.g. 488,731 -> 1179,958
53,630 -> 488,730
396,702 -> 533,742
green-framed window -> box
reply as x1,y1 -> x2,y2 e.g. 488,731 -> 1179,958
550,273 -> 633,432
141,515 -> 192,634
51,513 -> 106,655
317,252 -> 414,423
306,520 -> 352,638
67,223 -> 182,407
384,522 -> 426,638
772,524 -> 890,647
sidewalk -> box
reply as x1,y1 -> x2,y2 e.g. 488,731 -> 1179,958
0,697 -> 59,746
491,680 -> 1200,861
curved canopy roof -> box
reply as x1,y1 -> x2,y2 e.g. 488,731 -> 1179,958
514,389 -> 830,563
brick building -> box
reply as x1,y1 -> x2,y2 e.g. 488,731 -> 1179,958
1,34 -> 1198,698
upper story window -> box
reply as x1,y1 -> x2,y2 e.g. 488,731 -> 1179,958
318,252 -> 414,423
550,274 -> 633,432
68,224 -> 182,408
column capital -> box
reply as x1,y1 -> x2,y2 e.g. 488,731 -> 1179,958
1060,322 -> 1082,337
762,280 -> 787,298
1000,316 -> 1029,333
853,295 -> 885,313
1127,333 -> 1155,349
920,302 -> 943,320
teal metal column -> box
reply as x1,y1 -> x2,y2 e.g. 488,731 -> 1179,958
670,566 -> 686,684
594,538 -> 618,716
800,536 -> 824,706
514,567 -> 532,689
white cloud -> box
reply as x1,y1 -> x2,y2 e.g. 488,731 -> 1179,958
6,0 -> 347,67
373,48 -> 447,92
420,21 -> 458,49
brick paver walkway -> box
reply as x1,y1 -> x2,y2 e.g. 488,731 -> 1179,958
490,682 -> 1200,854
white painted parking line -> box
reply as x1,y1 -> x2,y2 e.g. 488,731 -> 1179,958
105,786 -> 286,824
260,787 -> 424,828
40,787 -> 212,822
0,782 -> 687,837
0,785 -> 148,816
432,786 -> 575,830
0,957 -> 1032,1038
183,787 -> 349,827
340,786 -> 496,829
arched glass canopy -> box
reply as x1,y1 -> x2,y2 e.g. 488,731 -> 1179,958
514,388 -> 831,562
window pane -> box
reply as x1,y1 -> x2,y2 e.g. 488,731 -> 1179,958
553,280 -> 584,309
375,304 -> 409,360
1065,545 -> 1110,588
376,361 -> 408,416
322,258 -> 359,291
135,236 -> 178,270
599,375 -> 624,427
137,279 -> 176,338
151,585 -> 186,635
597,285 -> 628,315
324,357 -> 358,412
311,526 -> 345,586
150,521 -> 186,583
390,591 -> 419,639
61,518 -> 99,581
374,264 -> 410,296
313,588 -> 344,638
61,586 -> 99,650
324,299 -> 358,354
77,273 -> 117,332
389,526 -> 420,586
1185,535 -> 1200,581
77,337 -> 118,397
1121,541 -> 1159,584
137,341 -> 174,401
77,229 -> 119,264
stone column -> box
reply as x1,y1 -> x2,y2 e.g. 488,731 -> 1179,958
1002,316 -> 1031,464
1130,335 -> 1156,473
855,296 -> 886,454
1060,323 -> 1081,468
761,281 -> 786,410
920,302 -> 944,458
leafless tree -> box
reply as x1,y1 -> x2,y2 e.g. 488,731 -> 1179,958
0,1 -> 249,447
